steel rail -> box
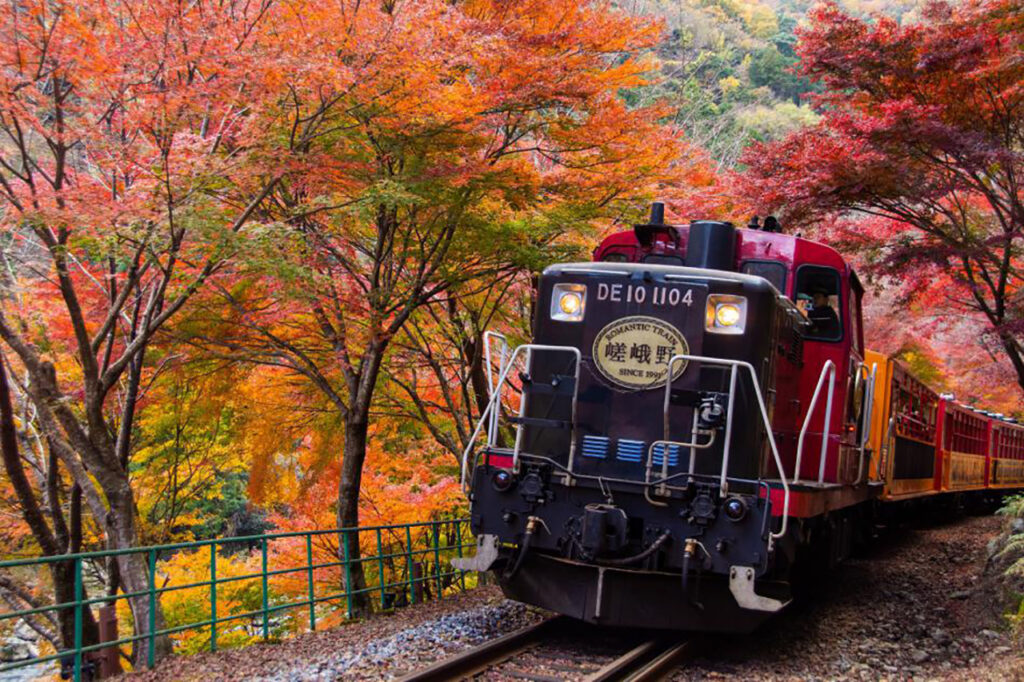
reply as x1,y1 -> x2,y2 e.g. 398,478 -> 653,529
395,616 -> 567,681
399,614 -> 693,682
619,640 -> 694,681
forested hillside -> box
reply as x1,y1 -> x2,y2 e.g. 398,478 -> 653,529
0,0 -> 1019,672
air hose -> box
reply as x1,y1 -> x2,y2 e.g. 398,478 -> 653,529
594,530 -> 672,567
504,516 -> 539,580
681,538 -> 705,610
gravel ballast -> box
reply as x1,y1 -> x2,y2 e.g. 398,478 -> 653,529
122,586 -> 545,682
677,514 -> 1023,680
124,514 -> 1021,680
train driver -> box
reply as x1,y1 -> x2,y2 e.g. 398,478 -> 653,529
807,286 -> 840,338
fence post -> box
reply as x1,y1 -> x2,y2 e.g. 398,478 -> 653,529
261,537 -> 269,640
342,531 -> 353,620
306,534 -> 316,631
148,549 -> 156,668
433,523 -> 442,597
405,526 -> 415,605
375,528 -> 385,609
455,522 -> 466,590
73,557 -> 82,682
210,543 -> 217,652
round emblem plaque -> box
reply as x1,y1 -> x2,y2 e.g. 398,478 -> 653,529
591,315 -> 689,390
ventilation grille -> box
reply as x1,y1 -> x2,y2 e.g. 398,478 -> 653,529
615,439 -> 646,463
652,442 -> 681,467
581,435 -> 610,459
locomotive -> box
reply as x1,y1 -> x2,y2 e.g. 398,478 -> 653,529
453,204 -> 1022,632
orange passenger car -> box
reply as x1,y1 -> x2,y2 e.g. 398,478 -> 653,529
865,350 -> 940,499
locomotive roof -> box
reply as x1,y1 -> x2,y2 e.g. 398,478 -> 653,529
594,223 -> 851,275
542,261 -> 782,295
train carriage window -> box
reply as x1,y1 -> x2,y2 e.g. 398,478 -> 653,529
795,265 -> 843,342
741,260 -> 787,293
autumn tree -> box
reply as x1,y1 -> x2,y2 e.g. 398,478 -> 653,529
742,0 -> 1024,393
0,0 -> 341,663
183,0 -> 693,613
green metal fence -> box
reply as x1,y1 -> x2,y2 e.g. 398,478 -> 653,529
0,518 -> 472,681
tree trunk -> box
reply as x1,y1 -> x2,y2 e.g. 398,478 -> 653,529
104,480 -> 173,665
338,416 -> 372,616
51,560 -> 100,655
0,356 -> 100,654
997,330 -> 1024,395
336,338 -> 389,618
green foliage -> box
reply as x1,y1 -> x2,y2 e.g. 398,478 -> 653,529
734,102 -> 820,142
748,47 -> 809,102
631,0 -> 818,166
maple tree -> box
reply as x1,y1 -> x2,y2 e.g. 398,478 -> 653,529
0,0 -> 341,663
180,0 -> 696,613
742,0 -> 1024,395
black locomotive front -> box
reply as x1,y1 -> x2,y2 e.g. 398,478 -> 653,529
457,221 -> 794,632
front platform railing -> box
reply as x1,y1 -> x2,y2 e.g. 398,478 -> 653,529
460,339 -> 795,547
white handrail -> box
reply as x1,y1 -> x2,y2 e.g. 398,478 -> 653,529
794,360 -> 836,485
483,331 -> 509,445
460,343 -> 581,492
664,354 -> 791,546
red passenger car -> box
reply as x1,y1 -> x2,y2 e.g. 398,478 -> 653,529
991,418 -> 1024,488
936,399 -> 989,492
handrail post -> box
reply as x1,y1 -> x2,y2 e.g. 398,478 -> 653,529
511,346 -> 532,474
794,360 -> 836,485
455,522 -> 466,591
261,537 -> 269,640
209,543 -> 217,652
719,364 -> 739,497
432,523 -> 442,598
73,557 -> 82,682
306,534 -> 316,631
342,531 -> 353,619
147,549 -> 156,668
483,331 -> 508,446
817,365 -> 837,484
375,528 -> 385,609
405,526 -> 415,605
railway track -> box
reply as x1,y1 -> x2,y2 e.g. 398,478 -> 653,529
397,616 -> 692,682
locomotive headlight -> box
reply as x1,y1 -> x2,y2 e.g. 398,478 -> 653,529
705,294 -> 747,335
716,304 -> 742,327
560,292 -> 582,315
550,283 -> 586,322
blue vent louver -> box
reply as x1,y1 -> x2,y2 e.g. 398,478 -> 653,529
581,435 -> 610,459
615,439 -> 645,463
652,442 -> 681,467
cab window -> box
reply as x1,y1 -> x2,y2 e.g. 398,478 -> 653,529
740,260 -> 787,293
795,265 -> 842,342
601,248 -> 633,262
642,253 -> 684,265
